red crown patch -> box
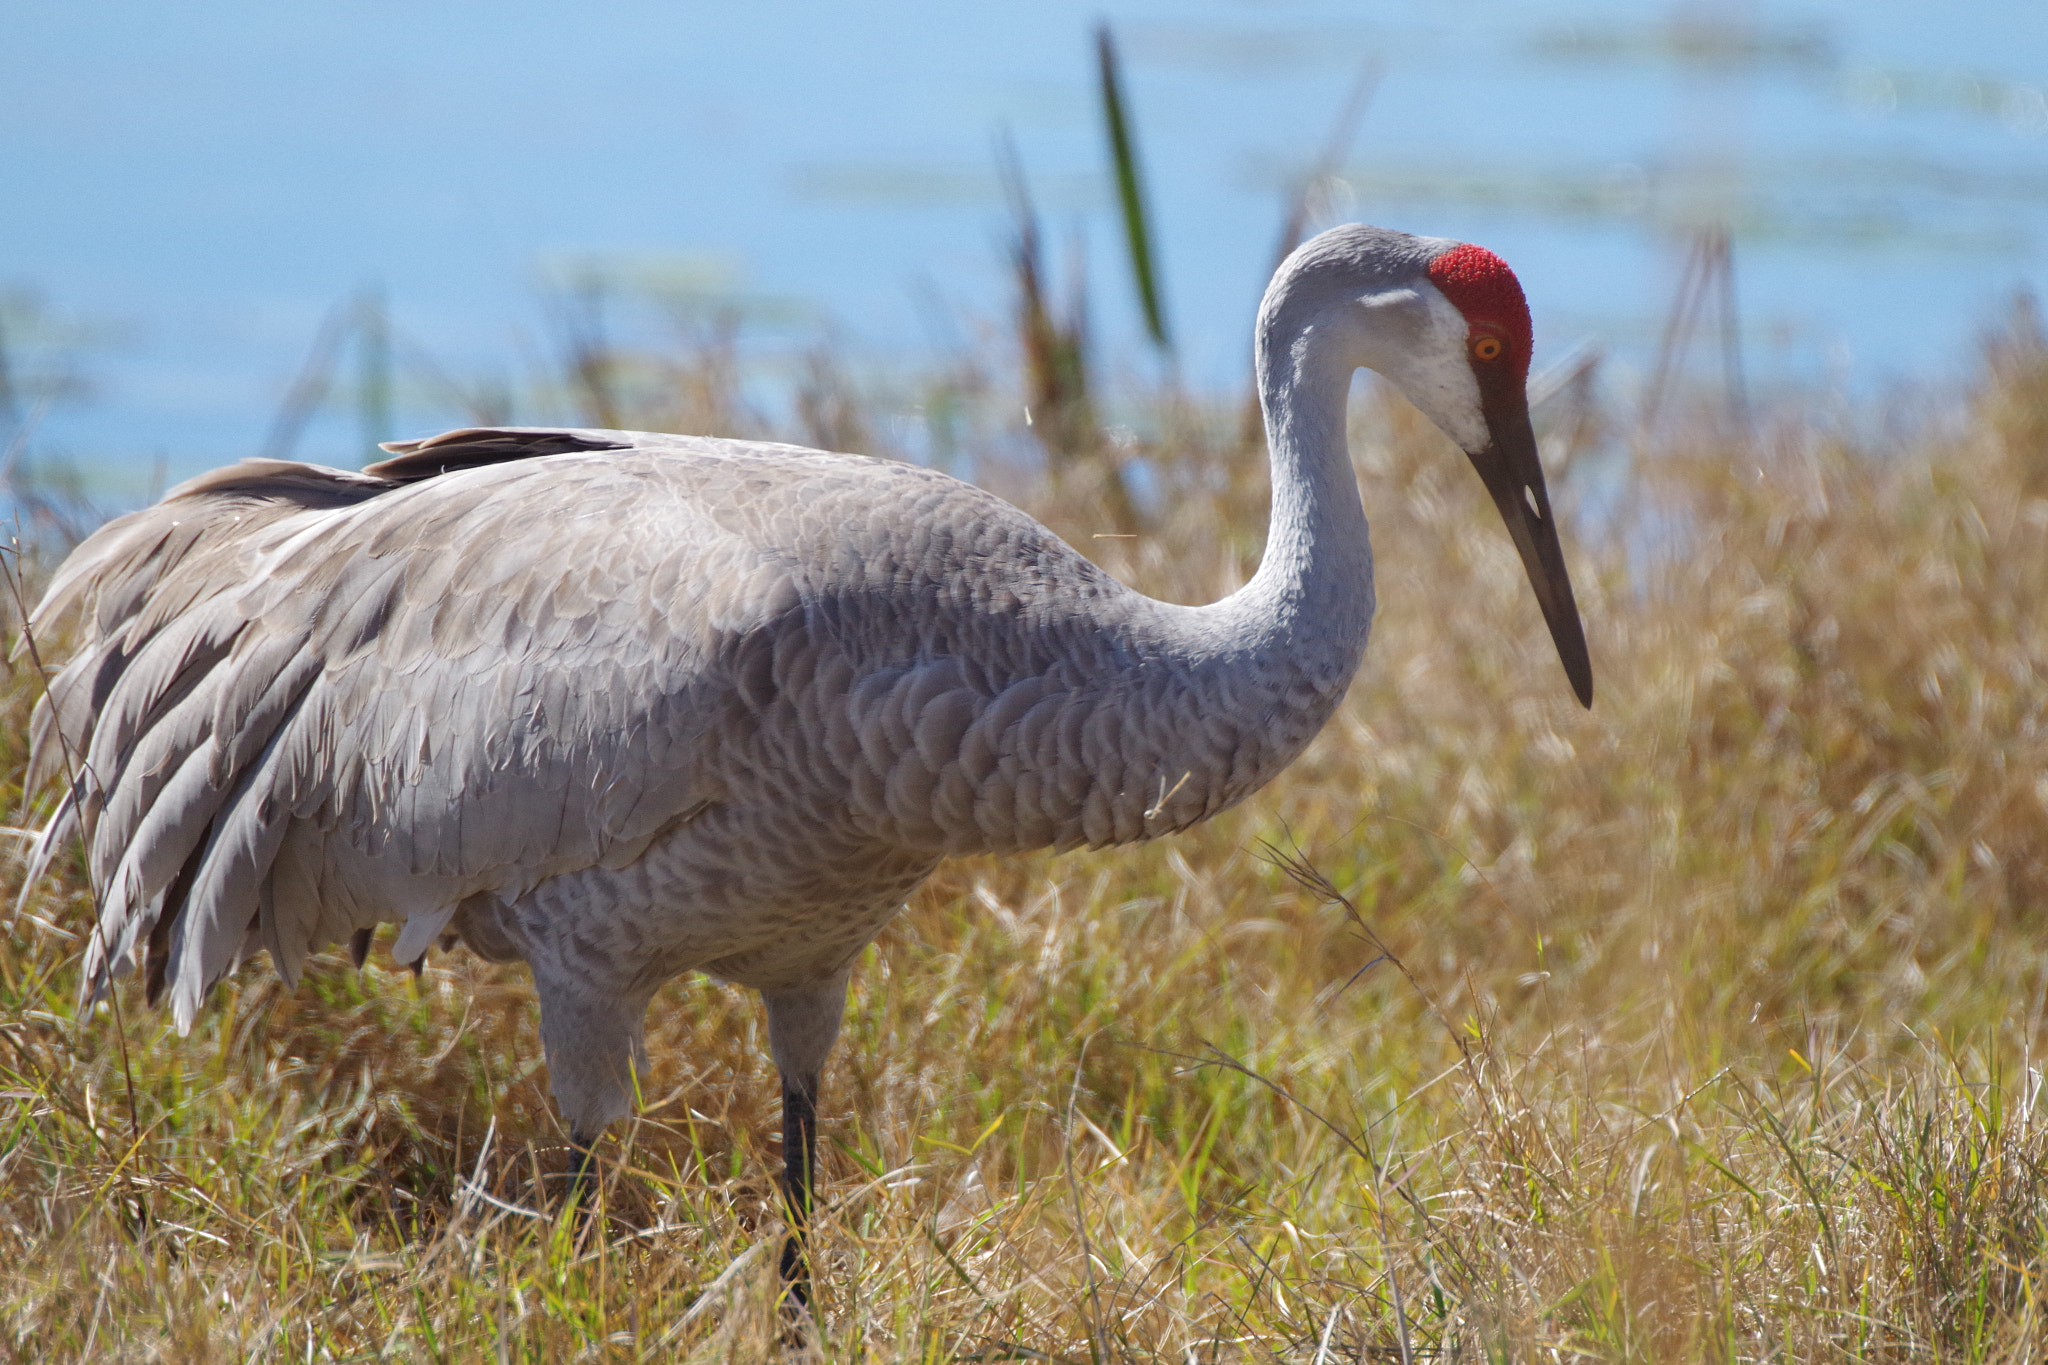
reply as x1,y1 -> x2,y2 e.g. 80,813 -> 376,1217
1426,243 -> 1533,376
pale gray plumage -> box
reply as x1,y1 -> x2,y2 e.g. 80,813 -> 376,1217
21,225 -> 1590,1284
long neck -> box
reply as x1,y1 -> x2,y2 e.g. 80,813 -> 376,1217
1230,308 -> 1376,642
1148,304 -> 1378,795
899,298 -> 1382,857
980,306 -> 1377,852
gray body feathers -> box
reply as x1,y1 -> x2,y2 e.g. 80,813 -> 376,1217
25,423 -> 1372,1130
18,223 -> 1590,1284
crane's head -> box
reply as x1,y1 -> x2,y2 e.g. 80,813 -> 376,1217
1265,224 -> 1593,707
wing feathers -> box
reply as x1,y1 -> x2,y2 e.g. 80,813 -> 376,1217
23,432 -> 748,1021
22,425 -> 1122,1023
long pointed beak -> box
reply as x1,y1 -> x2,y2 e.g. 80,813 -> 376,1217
1466,391 -> 1594,708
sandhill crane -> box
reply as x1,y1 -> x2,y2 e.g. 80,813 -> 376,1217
21,223 -> 1591,1302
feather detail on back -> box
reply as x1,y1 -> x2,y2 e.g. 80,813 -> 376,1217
22,423 -> 1371,1032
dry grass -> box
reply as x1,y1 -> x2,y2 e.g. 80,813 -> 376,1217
5,304 -> 2048,1362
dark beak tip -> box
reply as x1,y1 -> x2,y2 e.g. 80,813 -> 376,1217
1553,633 -> 1594,709
1469,417 -> 1593,713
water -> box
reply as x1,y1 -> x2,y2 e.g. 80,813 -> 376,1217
4,0 -> 2044,499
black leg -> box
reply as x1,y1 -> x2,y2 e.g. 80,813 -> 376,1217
565,1132 -> 598,1210
762,973 -> 850,1320
777,1078 -> 818,1309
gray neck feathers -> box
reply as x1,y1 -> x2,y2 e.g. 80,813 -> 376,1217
944,247 -> 1383,852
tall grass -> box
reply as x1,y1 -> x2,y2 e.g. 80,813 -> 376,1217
4,285 -> 2048,1361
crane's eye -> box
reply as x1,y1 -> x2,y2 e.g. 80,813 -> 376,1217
1472,336 -> 1504,362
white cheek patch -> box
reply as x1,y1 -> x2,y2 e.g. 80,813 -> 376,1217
1365,283 -> 1488,453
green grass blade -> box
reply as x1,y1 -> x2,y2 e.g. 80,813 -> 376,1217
1095,23 -> 1170,355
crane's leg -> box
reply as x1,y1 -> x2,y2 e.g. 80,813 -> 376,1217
530,963 -> 656,1211
762,971 -> 851,1312
566,1133 -> 600,1207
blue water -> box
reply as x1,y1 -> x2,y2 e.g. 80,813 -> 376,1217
4,0 -> 2045,498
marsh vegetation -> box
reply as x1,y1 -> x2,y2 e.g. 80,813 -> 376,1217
2,279 -> 2048,1361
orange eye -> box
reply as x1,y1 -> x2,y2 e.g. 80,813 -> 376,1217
1472,336 -> 1504,362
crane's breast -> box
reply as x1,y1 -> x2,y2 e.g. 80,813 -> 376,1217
692,462 -> 1222,857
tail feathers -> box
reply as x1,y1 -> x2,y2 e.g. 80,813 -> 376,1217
22,458 -> 399,818
63,602 -> 474,1026
24,436 -> 623,1023
92,744 -> 218,932
21,458 -> 402,1020
165,772 -> 298,1033
77,616 -> 242,849
78,637 -> 330,1015
81,741 -> 227,1001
